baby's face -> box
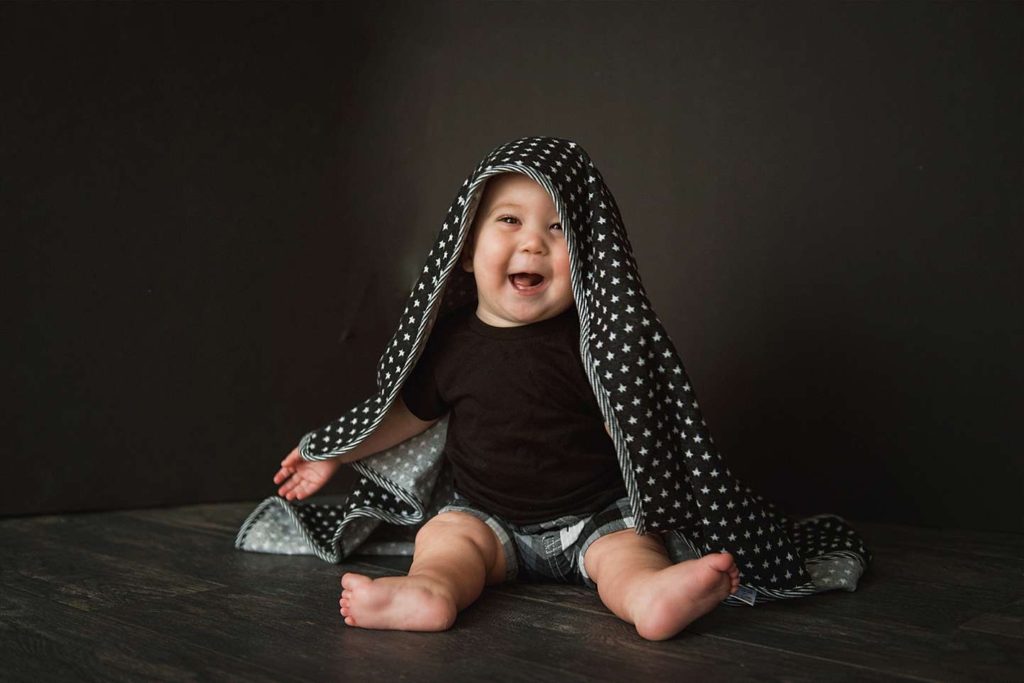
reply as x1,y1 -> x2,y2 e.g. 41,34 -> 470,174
461,173 -> 574,327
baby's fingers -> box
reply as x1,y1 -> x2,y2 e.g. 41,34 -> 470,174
286,477 -> 323,501
277,475 -> 303,498
272,466 -> 294,485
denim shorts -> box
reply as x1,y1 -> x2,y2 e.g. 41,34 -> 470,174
436,491 -> 636,589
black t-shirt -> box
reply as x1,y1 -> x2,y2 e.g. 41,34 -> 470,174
400,303 -> 628,525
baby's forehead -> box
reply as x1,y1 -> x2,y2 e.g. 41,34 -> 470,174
477,172 -> 558,215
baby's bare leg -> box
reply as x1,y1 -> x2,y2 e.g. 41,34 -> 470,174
339,511 -> 506,631
583,529 -> 740,641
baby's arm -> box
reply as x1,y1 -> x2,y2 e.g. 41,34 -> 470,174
273,396 -> 440,501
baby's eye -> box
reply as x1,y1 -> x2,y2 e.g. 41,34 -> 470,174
497,216 -> 562,232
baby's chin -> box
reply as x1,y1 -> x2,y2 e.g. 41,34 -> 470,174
477,300 -> 574,328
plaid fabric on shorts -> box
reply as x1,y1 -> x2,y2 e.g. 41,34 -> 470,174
436,491 -> 636,589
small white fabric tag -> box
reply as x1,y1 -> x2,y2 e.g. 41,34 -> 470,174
732,585 -> 757,606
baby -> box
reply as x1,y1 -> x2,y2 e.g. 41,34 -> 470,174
273,172 -> 740,641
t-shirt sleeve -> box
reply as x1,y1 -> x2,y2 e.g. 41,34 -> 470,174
400,332 -> 448,421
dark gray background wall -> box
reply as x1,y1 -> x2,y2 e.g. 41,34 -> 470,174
3,1 -> 1021,532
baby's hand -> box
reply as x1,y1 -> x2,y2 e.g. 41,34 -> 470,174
273,446 -> 343,501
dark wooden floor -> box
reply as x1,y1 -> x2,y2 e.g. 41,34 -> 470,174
1,503 -> 1021,682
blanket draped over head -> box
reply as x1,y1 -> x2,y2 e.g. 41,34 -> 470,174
236,136 -> 871,606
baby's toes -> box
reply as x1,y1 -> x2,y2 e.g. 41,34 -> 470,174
341,572 -> 372,591
704,551 -> 736,574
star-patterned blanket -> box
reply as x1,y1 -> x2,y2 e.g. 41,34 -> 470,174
235,136 -> 871,606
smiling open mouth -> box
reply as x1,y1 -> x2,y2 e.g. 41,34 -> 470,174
509,273 -> 545,290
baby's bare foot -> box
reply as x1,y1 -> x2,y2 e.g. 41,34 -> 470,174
339,572 -> 457,632
628,552 -> 739,641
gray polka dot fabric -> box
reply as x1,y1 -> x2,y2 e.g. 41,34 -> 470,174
235,136 -> 872,606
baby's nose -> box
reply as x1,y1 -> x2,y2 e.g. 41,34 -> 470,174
519,235 -> 547,252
